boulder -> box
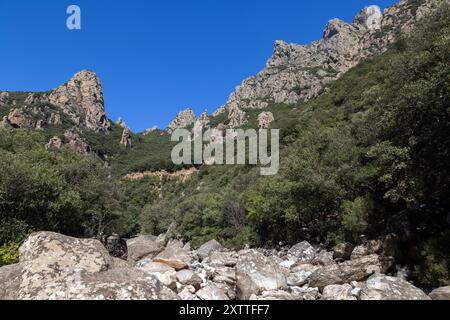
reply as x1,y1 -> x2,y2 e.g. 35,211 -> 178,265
236,249 -> 287,300
178,288 -> 197,300
333,242 -> 354,261
251,290 -> 294,300
429,286 -> 450,300
2,232 -> 178,300
207,251 -> 237,267
137,260 -> 177,290
197,240 -> 223,261
360,275 -> 430,300
287,265 -> 320,287
176,269 -> 203,290
308,254 -> 381,289
289,287 -> 320,301
287,241 -> 317,263
322,284 -> 357,300
196,283 -> 229,300
45,136 -> 62,150
153,246 -> 192,270
312,250 -> 335,266
0,264 -> 21,300
127,235 -> 164,264
213,266 -> 236,286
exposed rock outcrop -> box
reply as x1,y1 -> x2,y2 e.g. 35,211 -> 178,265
45,136 -> 62,150
120,127 -> 132,148
0,92 -> 9,105
64,129 -> 92,154
213,0 -> 446,128
46,70 -> 111,132
167,108 -> 196,133
258,111 -> 274,129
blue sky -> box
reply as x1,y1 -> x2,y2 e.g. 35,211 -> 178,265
0,0 -> 397,132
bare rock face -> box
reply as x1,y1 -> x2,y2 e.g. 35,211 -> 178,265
64,130 -> 92,154
120,127 -> 132,148
359,275 -> 430,300
0,232 -> 178,300
236,249 -> 287,300
212,0 -> 444,121
228,105 -> 247,128
167,108 -> 196,133
7,108 -> 34,129
47,70 -> 111,132
192,111 -> 210,137
0,92 -> 10,106
45,136 -> 63,150
354,5 -> 383,30
153,246 -> 192,270
0,116 -> 13,129
258,112 -> 274,129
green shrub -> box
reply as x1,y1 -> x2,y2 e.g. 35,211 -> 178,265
0,243 -> 20,266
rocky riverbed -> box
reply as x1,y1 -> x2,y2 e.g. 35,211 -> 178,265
1,228 -> 449,300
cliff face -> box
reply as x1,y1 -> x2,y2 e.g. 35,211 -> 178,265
46,70 -> 111,132
214,0 -> 447,127
0,70 -> 111,133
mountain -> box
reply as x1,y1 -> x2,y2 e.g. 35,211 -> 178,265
1,0 -> 450,296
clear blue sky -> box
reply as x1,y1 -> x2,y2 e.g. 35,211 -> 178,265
0,0 -> 397,132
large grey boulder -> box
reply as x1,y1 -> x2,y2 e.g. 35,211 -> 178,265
137,260 -> 177,290
0,232 -> 178,300
429,286 -> 450,300
360,275 -> 430,300
197,240 -> 223,261
236,250 -> 287,300
308,254 -> 381,289
322,284 -> 357,300
153,246 -> 192,270
287,241 -> 317,264
196,283 -> 229,300
126,235 -> 163,264
176,269 -> 203,290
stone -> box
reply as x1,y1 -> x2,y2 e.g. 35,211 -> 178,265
227,105 -> 247,128
153,246 -> 192,270
251,290 -> 294,300
236,249 -> 287,300
287,265 -> 320,287
322,284 -> 357,300
351,245 -> 370,260
207,251 -> 237,267
64,130 -> 91,154
48,113 -> 62,125
333,242 -> 354,261
360,275 -> 430,300
0,92 -> 9,105
45,136 -> 62,150
176,270 -> 203,290
290,286 -> 320,301
137,261 -> 177,290
197,240 -> 223,261
212,267 -> 236,286
120,127 -> 132,148
7,108 -> 33,128
312,250 -> 335,266
196,283 -> 229,300
127,235 -> 164,264
287,241 -> 317,263
178,288 -> 197,300
429,286 -> 450,300
1,232 -> 178,300
258,112 -> 274,129
308,254 -> 381,289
